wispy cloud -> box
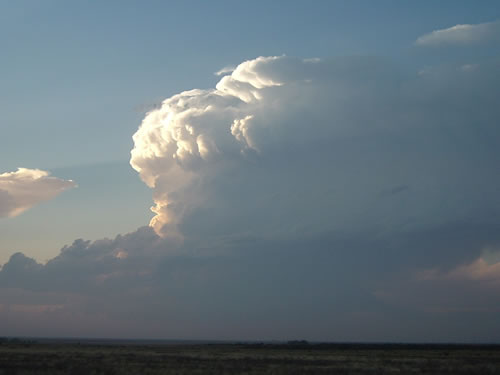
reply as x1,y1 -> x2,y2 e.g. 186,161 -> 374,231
416,20 -> 500,46
214,65 -> 235,76
418,257 -> 500,284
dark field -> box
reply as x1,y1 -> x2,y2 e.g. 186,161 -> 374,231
1,340 -> 500,375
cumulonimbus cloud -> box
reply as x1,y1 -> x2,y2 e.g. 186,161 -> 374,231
1,53 -> 500,340
416,20 -> 500,46
131,55 -> 500,241
130,55 -> 405,238
130,56 -> 309,238
130,56 -> 375,237
0,168 -> 76,218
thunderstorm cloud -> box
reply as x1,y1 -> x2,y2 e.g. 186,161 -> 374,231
1,52 -> 500,341
130,56 -> 500,243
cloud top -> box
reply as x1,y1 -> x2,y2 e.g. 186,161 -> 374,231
0,168 -> 76,218
416,20 -> 500,46
130,56 -> 306,237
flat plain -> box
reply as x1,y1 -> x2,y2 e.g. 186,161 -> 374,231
1,341 -> 500,374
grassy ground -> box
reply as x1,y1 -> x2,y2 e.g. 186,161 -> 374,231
1,341 -> 500,374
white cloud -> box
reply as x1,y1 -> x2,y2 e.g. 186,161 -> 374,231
0,168 -> 76,218
214,65 -> 235,76
416,20 -> 500,46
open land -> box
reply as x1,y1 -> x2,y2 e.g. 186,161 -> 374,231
1,340 -> 500,374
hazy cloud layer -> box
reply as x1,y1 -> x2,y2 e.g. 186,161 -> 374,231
0,168 -> 76,218
416,20 -> 500,46
375,253 -> 500,342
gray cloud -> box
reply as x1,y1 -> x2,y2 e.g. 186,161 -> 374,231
416,20 -> 500,46
374,252 -> 500,341
1,222 -> 500,341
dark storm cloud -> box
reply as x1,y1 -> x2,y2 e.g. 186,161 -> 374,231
1,219 -> 500,341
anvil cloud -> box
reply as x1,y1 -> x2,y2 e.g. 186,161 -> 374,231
130,56 -> 500,244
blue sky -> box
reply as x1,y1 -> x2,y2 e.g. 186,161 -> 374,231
1,1 -> 500,341
1,0 -> 498,168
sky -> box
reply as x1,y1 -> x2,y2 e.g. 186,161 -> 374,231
1,0 -> 500,342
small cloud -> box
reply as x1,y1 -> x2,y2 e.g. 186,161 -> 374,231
214,65 -> 235,76
303,57 -> 321,63
416,20 -> 500,46
459,63 -> 479,72
0,168 -> 76,218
